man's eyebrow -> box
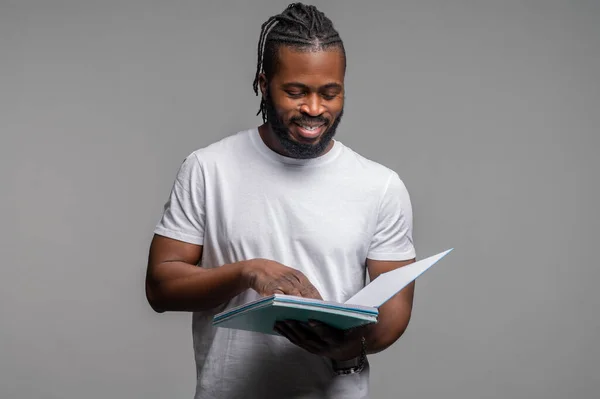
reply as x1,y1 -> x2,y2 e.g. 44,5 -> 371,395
320,83 -> 343,91
280,82 -> 343,91
280,82 -> 308,89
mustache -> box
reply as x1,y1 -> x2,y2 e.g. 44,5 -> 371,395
290,115 -> 330,126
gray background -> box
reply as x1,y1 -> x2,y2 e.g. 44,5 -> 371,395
1,0 -> 598,398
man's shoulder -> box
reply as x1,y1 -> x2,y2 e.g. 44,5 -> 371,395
338,141 -> 400,183
186,128 -> 254,165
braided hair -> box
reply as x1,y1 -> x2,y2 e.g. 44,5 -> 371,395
252,3 -> 345,122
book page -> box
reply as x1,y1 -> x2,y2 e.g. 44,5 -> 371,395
344,249 -> 453,308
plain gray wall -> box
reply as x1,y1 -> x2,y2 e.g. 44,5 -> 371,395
2,0 -> 599,398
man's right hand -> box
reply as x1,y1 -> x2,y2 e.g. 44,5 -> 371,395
242,259 -> 322,299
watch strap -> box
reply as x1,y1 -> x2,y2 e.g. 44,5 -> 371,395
331,336 -> 367,375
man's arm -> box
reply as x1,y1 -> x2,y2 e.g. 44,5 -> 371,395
362,257 -> 416,354
146,234 -> 246,313
145,235 -> 322,313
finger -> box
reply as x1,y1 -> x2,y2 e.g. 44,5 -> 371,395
307,319 -> 344,346
274,321 -> 298,342
283,271 -> 321,299
309,319 -> 365,337
277,321 -> 324,354
282,274 -> 307,297
278,321 -> 307,345
266,280 -> 301,297
291,321 -> 330,348
299,283 -> 322,299
283,287 -> 303,297
273,322 -> 287,337
293,274 -> 322,299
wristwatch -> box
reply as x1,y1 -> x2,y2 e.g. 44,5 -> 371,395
331,337 -> 367,375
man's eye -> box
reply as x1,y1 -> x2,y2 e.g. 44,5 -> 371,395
286,91 -> 304,98
322,93 -> 337,100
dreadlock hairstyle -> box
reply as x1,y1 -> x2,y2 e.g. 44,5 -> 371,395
252,3 -> 345,122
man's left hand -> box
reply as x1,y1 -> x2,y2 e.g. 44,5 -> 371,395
274,319 -> 367,361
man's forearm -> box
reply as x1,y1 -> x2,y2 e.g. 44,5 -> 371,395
364,297 -> 413,354
146,260 -> 251,313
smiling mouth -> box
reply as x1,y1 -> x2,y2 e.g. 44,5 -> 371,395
293,122 -> 326,140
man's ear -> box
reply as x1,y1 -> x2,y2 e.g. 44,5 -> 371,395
258,73 -> 268,98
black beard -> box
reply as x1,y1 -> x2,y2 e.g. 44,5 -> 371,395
264,89 -> 343,159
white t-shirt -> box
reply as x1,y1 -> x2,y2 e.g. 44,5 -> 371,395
154,128 -> 416,399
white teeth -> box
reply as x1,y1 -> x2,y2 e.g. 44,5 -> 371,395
302,126 -> 318,131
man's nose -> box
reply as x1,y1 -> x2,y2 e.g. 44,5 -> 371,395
300,93 -> 325,116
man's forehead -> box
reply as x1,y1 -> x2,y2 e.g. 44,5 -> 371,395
273,46 -> 345,85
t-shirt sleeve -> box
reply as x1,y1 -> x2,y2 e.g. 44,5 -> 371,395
367,171 -> 416,261
153,153 -> 205,245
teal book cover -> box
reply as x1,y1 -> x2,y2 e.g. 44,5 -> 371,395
213,295 -> 378,335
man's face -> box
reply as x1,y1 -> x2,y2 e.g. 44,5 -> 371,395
260,46 -> 345,159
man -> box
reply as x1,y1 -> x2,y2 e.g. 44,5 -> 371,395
145,3 -> 416,398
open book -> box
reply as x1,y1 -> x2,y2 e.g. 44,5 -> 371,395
212,249 -> 453,335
